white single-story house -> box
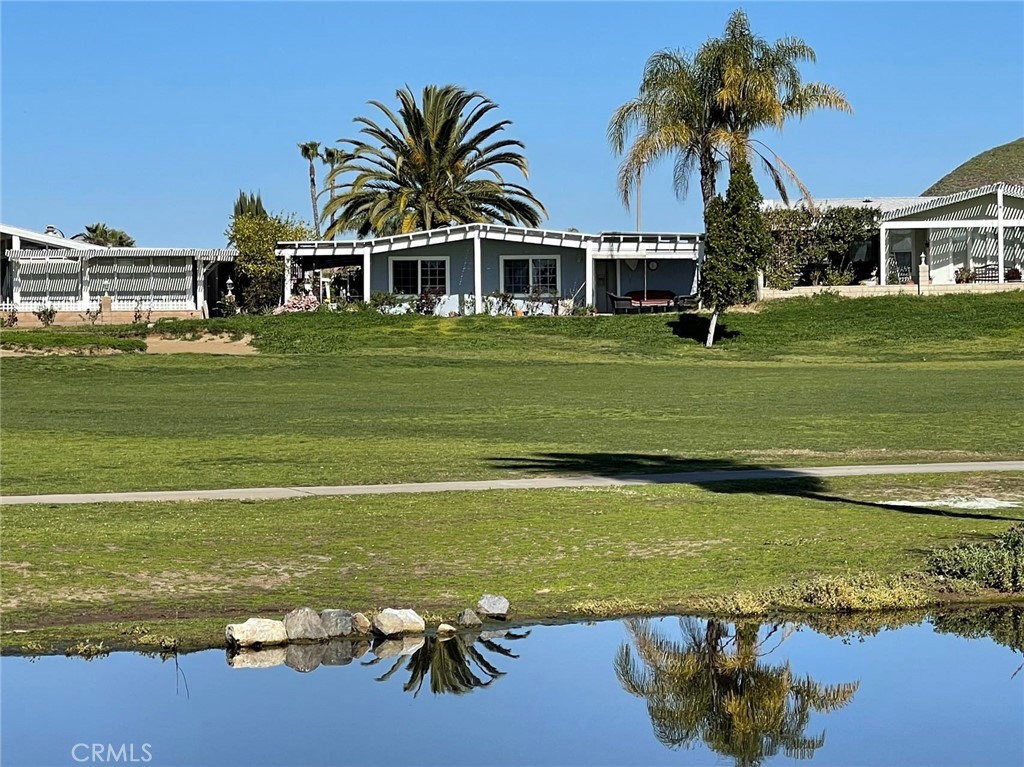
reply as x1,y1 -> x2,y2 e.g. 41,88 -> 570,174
1,223 -> 236,319
762,182 -> 1024,288
276,223 -> 702,314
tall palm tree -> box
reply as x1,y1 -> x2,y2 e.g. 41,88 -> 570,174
616,618 -> 858,767
608,9 -> 852,223
322,84 -> 547,238
75,223 -> 135,247
298,141 -> 322,238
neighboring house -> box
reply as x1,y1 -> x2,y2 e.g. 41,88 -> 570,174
1,223 -> 236,320
276,223 -> 702,314
762,183 -> 1024,287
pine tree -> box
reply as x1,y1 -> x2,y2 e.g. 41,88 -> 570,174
699,160 -> 771,347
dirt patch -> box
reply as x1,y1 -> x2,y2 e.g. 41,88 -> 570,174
145,333 -> 256,355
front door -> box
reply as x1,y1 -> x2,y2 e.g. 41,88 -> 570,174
594,260 -> 617,313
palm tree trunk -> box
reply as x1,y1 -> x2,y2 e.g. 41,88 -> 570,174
705,308 -> 719,348
699,151 -> 718,220
308,161 -> 321,238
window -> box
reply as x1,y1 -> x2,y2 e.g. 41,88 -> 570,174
500,256 -> 559,295
389,258 -> 448,295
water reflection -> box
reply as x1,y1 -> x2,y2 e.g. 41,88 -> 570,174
616,618 -> 859,766
366,629 -> 530,696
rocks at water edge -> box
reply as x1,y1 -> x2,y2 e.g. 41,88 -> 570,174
456,608 -> 483,627
226,647 -> 287,669
372,608 -> 426,637
477,594 -> 510,619
320,609 -> 354,637
283,607 -> 328,642
285,643 -> 326,673
352,612 -> 372,635
225,618 -> 288,648
437,623 -> 457,635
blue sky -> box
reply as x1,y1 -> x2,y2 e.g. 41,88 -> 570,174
2,1 -> 1022,247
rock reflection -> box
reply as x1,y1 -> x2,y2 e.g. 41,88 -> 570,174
365,629 -> 530,696
616,618 -> 858,766
226,638 -> 370,670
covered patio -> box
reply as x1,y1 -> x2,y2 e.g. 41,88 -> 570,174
879,182 -> 1024,286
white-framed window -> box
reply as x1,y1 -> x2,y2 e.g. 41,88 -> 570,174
388,256 -> 449,295
499,255 -> 560,296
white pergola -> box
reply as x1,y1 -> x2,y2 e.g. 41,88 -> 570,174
879,182 -> 1024,284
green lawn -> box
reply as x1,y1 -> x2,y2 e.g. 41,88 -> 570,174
3,472 -> 1022,652
2,294 -> 1023,495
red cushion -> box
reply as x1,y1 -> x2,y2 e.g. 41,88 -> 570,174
626,290 -> 675,301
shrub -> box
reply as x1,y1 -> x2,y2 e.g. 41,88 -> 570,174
954,266 -> 976,284
928,523 -> 1024,592
1,309 -> 17,327
369,291 -> 401,315
1006,267 -> 1022,282
412,291 -> 441,316
272,294 -> 321,315
32,306 -> 57,327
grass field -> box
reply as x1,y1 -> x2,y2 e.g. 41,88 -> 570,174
3,472 -> 1022,653
2,294 -> 1023,495
2,294 -> 1023,652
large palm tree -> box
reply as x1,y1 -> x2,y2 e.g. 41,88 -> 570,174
616,618 -> 858,767
75,223 -> 135,247
322,84 -> 547,238
298,141 -> 322,238
608,9 -> 852,223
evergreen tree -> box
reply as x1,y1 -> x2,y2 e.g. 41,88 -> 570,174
699,160 -> 770,347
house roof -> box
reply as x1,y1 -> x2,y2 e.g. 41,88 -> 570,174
0,223 -> 106,250
881,182 -> 1024,221
761,197 -> 933,215
5,247 -> 237,262
277,223 -> 701,259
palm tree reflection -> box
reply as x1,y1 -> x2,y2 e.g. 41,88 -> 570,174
366,630 -> 530,696
616,618 -> 858,766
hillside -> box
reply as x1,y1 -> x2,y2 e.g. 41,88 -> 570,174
924,137 -> 1024,195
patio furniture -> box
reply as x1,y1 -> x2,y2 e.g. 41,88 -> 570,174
626,290 -> 676,312
608,292 -> 639,314
973,264 -> 1000,283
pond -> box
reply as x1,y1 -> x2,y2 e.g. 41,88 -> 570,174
2,608 -> 1022,767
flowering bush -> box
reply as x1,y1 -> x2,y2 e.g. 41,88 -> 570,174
273,294 -> 321,315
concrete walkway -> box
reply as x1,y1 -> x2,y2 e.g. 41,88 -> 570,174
3,461 -> 1023,506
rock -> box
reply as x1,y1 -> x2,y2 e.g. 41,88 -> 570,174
456,609 -> 482,627
283,607 -> 328,642
352,612 -> 371,635
225,618 -> 287,648
373,636 -> 425,659
372,608 -> 426,637
320,609 -> 354,637
477,594 -> 510,619
322,639 -> 355,666
437,623 -> 457,635
285,643 -> 326,673
479,629 -> 509,641
226,647 -> 286,669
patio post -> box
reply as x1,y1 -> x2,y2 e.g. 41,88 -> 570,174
362,246 -> 371,301
584,244 -> 595,308
473,229 -> 483,314
283,255 -> 292,301
997,184 -> 1005,283
878,224 -> 888,286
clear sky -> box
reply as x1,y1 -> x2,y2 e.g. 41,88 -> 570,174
2,1 -> 1022,247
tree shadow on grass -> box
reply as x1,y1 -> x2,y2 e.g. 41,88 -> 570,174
488,452 -> 1024,523
666,314 -> 739,345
